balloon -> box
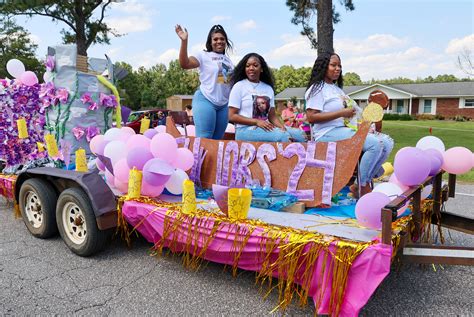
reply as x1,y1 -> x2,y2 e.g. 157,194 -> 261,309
43,71 -> 53,83
424,149 -> 443,176
442,147 -> 473,175
421,184 -> 433,200
155,125 -> 166,133
143,129 -> 158,139
120,126 -> 136,135
96,158 -> 105,172
126,146 -> 154,170
225,123 -> 235,133
173,148 -> 195,171
105,170 -> 115,187
165,169 -> 189,195
394,147 -> 430,186
472,153 -> 474,168
90,135 -> 105,155
126,134 -> 151,151
373,182 -> 408,216
142,158 -> 174,186
113,159 -> 131,183
104,127 -> 123,141
20,71 -> 38,86
185,125 -> 196,137
150,133 -> 178,164
114,178 -> 129,194
388,173 -> 410,192
103,140 -> 127,166
141,180 -> 164,197
6,59 -> 25,78
355,192 -> 391,230
177,126 -> 185,136
416,136 -> 445,153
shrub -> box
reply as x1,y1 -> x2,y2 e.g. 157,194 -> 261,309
434,114 -> 445,120
415,114 -> 436,120
453,115 -> 470,122
383,113 -> 413,121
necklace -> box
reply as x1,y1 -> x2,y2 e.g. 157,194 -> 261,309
248,79 -> 260,93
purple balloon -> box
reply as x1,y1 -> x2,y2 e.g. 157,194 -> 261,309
95,140 -> 109,156
142,158 -> 174,186
126,147 -> 154,170
394,147 -> 430,186
143,129 -> 158,139
355,192 -> 391,230
424,149 -> 443,176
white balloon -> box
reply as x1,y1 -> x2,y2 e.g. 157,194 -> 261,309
176,126 -> 185,136
43,71 -> 53,83
6,59 -> 25,78
165,169 -> 189,195
103,127 -> 123,141
373,182 -> 408,216
421,184 -> 433,200
416,136 -> 445,153
225,123 -> 235,133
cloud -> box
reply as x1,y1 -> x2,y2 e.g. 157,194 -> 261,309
445,34 -> 474,54
29,34 -> 41,45
335,34 -> 408,55
106,16 -> 152,34
130,49 -> 179,69
211,16 -> 231,23
110,0 -> 151,14
237,20 -> 257,31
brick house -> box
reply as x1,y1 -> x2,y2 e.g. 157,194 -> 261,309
275,82 -> 474,119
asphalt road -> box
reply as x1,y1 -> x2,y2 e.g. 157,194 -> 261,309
0,186 -> 472,316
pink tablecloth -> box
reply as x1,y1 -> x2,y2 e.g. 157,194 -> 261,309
0,174 -> 16,200
122,200 -> 392,316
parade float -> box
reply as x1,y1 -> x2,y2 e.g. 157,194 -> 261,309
1,46 -> 473,316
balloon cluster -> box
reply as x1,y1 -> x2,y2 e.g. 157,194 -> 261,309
90,126 -> 195,197
356,135 -> 473,230
6,59 -> 38,86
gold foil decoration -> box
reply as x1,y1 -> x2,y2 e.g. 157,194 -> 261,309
182,179 -> 197,214
44,134 -> 59,157
362,102 -> 384,122
128,168 -> 142,198
139,117 -> 150,134
36,142 -> 45,152
75,149 -> 88,172
227,188 -> 252,220
16,118 -> 28,139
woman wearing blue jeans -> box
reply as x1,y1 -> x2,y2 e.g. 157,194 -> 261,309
305,52 -> 393,197
228,53 -> 306,143
175,24 -> 234,139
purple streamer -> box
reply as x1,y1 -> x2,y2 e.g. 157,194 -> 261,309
235,142 -> 256,186
256,144 -> 276,187
305,141 -> 337,205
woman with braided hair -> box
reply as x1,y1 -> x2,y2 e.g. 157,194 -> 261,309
305,52 -> 393,197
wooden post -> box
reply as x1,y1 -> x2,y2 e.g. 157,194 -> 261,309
381,208 -> 393,245
432,173 -> 443,216
448,173 -> 456,198
412,188 -> 422,242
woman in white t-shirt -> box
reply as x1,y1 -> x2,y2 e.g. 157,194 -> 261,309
228,53 -> 306,142
175,24 -> 234,139
305,52 -> 393,197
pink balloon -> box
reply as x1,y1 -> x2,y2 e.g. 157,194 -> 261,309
114,178 -> 129,194
472,153 -> 474,168
90,135 -> 105,155
150,133 -> 178,164
143,129 -> 158,139
126,134 -> 151,151
388,173 -> 410,192
394,147 -> 430,186
104,140 -> 127,166
96,158 -> 105,172
173,148 -> 195,171
442,147 -> 473,175
141,180 -> 165,197
114,159 -> 131,183
142,158 -> 174,186
105,170 -> 115,187
126,147 -> 154,170
120,127 -> 136,135
20,71 -> 38,86
185,125 -> 196,137
355,192 -> 391,230
155,125 -> 166,133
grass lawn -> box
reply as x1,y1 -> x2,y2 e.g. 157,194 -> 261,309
382,120 -> 474,183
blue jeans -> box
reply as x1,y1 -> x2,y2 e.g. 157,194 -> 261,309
236,125 -> 307,142
192,89 -> 228,139
317,127 -> 394,186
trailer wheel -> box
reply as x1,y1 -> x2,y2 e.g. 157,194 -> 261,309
56,187 -> 109,256
19,178 -> 58,238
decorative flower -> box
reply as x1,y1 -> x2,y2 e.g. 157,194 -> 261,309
45,55 -> 55,72
88,102 -> 98,111
86,126 -> 100,142
80,92 -> 92,104
99,93 -> 118,108
55,88 -> 69,104
72,126 -> 86,140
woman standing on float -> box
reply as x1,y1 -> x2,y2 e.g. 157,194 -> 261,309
175,24 -> 234,139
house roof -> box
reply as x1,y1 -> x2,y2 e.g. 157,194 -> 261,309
275,82 -> 474,99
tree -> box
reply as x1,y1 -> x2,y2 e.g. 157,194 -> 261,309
286,0 -> 354,55
456,47 -> 473,77
343,72 -> 362,86
0,0 -> 119,56
0,16 -> 43,78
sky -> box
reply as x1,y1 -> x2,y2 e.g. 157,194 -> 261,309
15,0 -> 474,81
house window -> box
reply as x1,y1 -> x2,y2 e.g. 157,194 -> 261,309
396,100 -> 404,113
464,99 -> 474,108
423,99 -> 432,113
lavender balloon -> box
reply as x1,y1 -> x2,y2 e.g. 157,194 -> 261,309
127,147 -> 154,170
143,129 -> 158,139
142,158 -> 174,186
394,147 -> 430,186
424,148 -> 443,176
355,192 -> 391,230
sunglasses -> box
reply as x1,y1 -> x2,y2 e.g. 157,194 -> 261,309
211,24 -> 224,31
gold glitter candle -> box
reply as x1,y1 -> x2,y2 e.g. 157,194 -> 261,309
128,168 -> 143,198
16,118 -> 28,139
227,188 -> 252,220
182,179 -> 196,214
75,149 -> 88,172
140,117 -> 150,134
44,134 -> 59,157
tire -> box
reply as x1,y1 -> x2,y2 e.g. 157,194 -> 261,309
19,178 -> 58,238
56,187 -> 109,256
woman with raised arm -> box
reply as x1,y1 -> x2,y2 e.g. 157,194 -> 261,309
305,52 -> 393,197
175,24 -> 234,139
228,53 -> 306,142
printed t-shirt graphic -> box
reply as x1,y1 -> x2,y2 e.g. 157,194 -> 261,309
252,95 -> 271,121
